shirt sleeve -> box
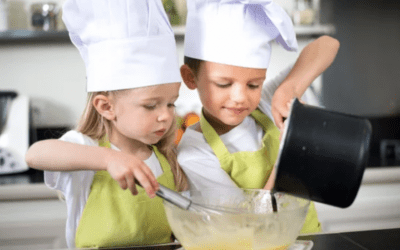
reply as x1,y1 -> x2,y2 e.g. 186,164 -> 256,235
44,130 -> 96,195
177,129 -> 238,192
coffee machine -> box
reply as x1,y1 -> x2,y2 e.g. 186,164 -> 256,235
0,91 -> 30,174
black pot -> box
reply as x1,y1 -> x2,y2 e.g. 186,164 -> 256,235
274,99 -> 372,208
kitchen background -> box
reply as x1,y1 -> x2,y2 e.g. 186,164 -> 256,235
0,0 -> 399,249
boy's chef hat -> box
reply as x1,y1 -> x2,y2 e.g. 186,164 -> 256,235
184,0 -> 298,69
62,0 -> 181,92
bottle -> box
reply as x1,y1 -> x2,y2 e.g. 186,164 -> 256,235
0,0 -> 8,31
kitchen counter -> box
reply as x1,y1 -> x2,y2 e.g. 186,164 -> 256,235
0,166 -> 399,202
1,167 -> 399,201
54,227 -> 400,250
0,169 -> 58,200
298,227 -> 400,250
0,167 -> 399,249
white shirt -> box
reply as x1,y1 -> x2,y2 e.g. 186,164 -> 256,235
177,64 -> 320,192
44,130 -> 163,248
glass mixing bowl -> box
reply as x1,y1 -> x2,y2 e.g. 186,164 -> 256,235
164,188 -> 309,250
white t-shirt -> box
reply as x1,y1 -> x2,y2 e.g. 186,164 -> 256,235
44,130 -> 163,248
177,64 -> 320,192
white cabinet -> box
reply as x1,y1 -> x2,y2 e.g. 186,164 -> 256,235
0,185 -> 67,250
314,168 -> 400,234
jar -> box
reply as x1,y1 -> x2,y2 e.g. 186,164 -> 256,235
30,2 -> 58,31
292,0 -> 315,26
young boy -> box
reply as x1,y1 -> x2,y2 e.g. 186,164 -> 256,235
177,0 -> 339,234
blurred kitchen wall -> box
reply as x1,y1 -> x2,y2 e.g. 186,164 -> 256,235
320,0 -> 400,117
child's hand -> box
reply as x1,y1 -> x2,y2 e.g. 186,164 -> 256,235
271,84 -> 297,131
105,150 -> 159,198
264,165 -> 276,190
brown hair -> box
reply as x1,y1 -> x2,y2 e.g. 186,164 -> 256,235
77,90 -> 188,191
184,56 -> 204,77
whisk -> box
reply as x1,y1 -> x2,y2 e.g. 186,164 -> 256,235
139,183 -> 278,214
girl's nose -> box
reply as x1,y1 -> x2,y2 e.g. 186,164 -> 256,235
157,106 -> 173,122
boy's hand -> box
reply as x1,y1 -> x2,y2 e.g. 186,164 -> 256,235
264,165 -> 276,190
271,83 -> 298,131
105,150 -> 159,198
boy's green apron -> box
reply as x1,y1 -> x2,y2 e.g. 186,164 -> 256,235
75,140 -> 176,248
200,109 -> 321,234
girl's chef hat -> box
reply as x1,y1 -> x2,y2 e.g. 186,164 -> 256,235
184,0 -> 298,69
62,0 -> 181,92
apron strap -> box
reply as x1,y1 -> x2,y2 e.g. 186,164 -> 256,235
199,111 -> 231,160
151,145 -> 171,174
200,109 -> 275,159
98,135 -> 111,148
251,109 -> 276,135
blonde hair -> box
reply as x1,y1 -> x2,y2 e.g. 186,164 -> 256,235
77,90 -> 188,191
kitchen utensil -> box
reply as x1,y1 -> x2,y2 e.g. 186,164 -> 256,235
138,182 -> 250,214
274,98 -> 372,208
164,188 -> 310,250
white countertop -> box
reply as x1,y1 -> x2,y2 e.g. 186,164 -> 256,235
0,167 -> 398,201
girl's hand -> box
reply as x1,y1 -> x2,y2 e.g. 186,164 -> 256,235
105,150 -> 159,198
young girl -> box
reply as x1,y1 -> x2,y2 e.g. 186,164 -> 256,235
178,0 -> 339,234
25,0 -> 187,248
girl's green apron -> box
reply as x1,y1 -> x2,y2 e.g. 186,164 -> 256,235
75,140 -> 175,248
200,109 -> 321,234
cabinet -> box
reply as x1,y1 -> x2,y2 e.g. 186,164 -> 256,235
314,168 -> 400,234
0,199 -> 67,250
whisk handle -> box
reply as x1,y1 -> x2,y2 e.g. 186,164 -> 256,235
135,181 -> 193,210
156,184 -> 193,210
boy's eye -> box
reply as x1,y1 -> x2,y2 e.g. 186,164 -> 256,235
248,84 -> 260,89
216,83 -> 232,88
168,103 -> 176,108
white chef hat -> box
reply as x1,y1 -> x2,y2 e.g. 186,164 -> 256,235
62,0 -> 181,92
184,0 -> 298,69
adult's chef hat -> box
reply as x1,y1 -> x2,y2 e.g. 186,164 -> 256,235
184,0 -> 298,69
62,0 -> 181,92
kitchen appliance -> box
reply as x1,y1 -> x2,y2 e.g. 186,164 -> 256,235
164,188 -> 309,250
0,91 -> 30,175
274,98 -> 372,208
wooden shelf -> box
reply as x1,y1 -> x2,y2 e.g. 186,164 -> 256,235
0,24 -> 335,44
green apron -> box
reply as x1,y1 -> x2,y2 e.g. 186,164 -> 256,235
75,140 -> 176,248
200,109 -> 321,234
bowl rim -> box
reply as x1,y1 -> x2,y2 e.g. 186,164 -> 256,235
162,188 -> 310,214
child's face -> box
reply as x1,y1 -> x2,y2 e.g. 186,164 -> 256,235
110,82 -> 180,147
189,61 -> 266,133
